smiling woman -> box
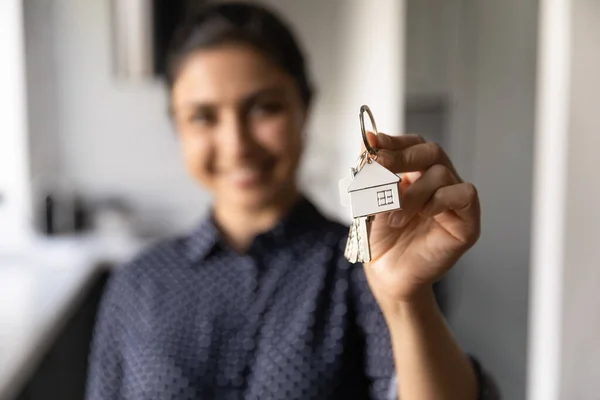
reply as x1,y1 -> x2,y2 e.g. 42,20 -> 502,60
85,2 -> 499,400
166,5 -> 312,250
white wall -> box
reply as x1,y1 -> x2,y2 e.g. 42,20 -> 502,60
405,0 -> 451,97
527,0 -> 570,397
399,2 -> 539,398
0,0 -> 32,243
22,0 -> 203,236
50,0 -> 204,236
443,1 -> 538,399
23,0 -> 63,235
528,0 -> 600,398
560,1 -> 600,395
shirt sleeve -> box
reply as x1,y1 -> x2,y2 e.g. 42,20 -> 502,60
85,271 -> 127,400
385,357 -> 501,400
469,355 -> 502,399
347,261 -> 396,400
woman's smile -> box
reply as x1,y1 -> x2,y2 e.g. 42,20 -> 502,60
221,164 -> 269,188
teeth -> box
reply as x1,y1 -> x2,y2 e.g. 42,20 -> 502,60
229,167 -> 260,184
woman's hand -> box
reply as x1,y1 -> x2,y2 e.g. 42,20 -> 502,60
363,132 -> 481,310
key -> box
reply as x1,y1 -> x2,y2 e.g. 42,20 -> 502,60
344,215 -> 374,263
356,215 -> 373,262
343,168 -> 361,263
344,217 -> 359,263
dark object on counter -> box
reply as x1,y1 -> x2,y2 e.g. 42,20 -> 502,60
43,195 -> 55,236
39,192 -> 91,236
73,195 -> 89,233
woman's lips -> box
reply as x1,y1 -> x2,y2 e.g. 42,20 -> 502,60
225,166 -> 266,188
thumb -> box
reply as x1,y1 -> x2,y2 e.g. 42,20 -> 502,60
360,130 -> 379,154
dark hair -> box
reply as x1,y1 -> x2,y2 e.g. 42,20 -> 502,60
166,1 -> 314,108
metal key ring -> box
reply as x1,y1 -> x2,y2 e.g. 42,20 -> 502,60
355,150 -> 369,171
359,105 -> 378,157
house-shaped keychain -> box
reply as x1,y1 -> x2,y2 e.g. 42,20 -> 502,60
347,160 -> 402,219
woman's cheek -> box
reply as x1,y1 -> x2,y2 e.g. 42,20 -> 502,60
258,118 -> 299,155
182,135 -> 215,188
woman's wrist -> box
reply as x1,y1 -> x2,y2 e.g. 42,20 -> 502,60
378,285 -> 439,322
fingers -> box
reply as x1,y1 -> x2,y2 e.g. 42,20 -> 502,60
376,132 -> 426,150
362,131 -> 425,154
362,131 -> 378,153
377,141 -> 461,181
372,133 -> 479,244
423,182 -> 481,244
389,164 -> 459,227
421,182 -> 480,220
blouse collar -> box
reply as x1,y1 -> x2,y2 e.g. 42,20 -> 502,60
185,195 -> 327,262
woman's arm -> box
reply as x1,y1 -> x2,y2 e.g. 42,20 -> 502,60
378,287 -> 477,400
360,132 -> 494,399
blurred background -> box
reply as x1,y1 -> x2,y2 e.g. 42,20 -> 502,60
0,0 -> 598,400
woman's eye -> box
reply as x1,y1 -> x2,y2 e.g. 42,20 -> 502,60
250,102 -> 284,117
190,110 -> 216,126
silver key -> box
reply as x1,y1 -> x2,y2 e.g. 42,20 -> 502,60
344,217 -> 359,263
357,216 -> 373,262
344,215 -> 374,263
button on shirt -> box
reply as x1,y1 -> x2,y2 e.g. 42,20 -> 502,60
86,197 -> 499,400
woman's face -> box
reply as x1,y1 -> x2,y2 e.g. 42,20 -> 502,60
171,44 -> 306,211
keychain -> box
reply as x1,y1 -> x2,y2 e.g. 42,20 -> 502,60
339,105 -> 402,263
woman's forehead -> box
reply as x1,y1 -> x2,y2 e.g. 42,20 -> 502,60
171,45 -> 295,106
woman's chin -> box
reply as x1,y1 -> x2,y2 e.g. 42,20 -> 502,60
218,186 -> 280,210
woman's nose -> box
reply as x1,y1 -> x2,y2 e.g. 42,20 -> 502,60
217,113 -> 255,158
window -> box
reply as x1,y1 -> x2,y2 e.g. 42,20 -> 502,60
377,189 -> 394,206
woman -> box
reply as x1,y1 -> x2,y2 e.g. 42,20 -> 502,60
86,2 -> 498,399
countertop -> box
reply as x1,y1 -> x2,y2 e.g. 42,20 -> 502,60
0,235 -> 148,400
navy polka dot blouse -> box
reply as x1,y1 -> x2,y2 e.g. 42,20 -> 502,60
86,197 -> 499,399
